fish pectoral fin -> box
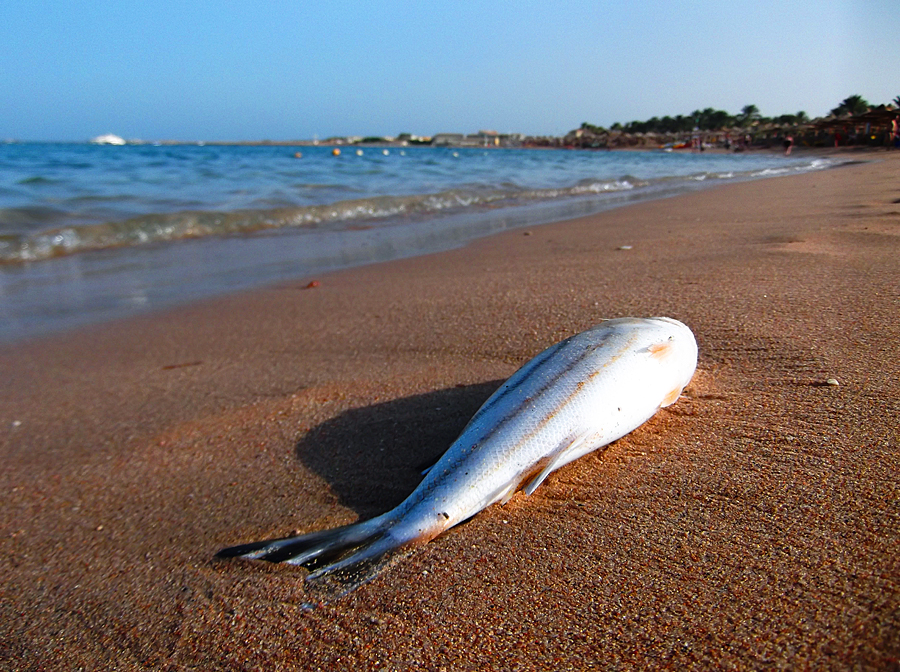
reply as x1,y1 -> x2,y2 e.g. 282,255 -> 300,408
498,481 -> 519,505
660,385 -> 683,407
522,431 -> 593,496
647,341 -> 673,359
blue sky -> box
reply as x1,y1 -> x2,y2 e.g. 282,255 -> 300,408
1,1 -> 893,141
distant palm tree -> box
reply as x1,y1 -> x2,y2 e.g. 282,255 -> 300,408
690,109 -> 702,129
831,95 -> 870,116
893,95 -> 900,109
739,104 -> 760,126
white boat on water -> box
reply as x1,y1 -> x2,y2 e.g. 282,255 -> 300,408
90,134 -> 127,145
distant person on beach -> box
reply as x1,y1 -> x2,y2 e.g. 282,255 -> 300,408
783,134 -> 794,156
892,117 -> 899,149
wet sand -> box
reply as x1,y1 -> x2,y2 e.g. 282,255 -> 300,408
2,151 -> 898,670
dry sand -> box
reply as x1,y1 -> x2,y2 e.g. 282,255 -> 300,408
1,150 -> 898,670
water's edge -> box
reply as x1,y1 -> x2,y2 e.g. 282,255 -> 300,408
0,157 -> 846,344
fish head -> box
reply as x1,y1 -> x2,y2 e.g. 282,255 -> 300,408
644,317 -> 699,392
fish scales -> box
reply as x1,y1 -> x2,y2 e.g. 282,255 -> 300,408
217,317 -> 698,586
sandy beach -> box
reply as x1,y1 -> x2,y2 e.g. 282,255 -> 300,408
1,150 -> 898,670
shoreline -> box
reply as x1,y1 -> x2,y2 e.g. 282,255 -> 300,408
2,155 -> 898,668
0,148 -> 857,345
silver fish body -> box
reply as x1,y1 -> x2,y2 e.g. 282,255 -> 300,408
217,317 -> 697,580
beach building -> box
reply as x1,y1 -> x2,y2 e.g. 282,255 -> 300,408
432,132 -> 523,148
431,133 -> 467,146
813,105 -> 898,147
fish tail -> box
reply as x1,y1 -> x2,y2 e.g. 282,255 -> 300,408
305,533 -> 407,581
215,513 -> 394,571
303,512 -> 446,581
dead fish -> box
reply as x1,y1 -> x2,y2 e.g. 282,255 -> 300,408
217,317 -> 697,583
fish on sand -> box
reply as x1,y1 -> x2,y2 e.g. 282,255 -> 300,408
217,317 -> 698,584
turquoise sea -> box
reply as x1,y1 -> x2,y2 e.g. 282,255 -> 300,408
0,143 -> 837,342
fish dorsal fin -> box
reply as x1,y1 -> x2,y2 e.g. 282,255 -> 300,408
522,431 -> 592,496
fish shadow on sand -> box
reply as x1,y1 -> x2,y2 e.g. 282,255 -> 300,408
294,381 -> 503,520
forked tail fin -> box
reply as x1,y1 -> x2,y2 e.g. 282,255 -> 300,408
216,513 -> 395,575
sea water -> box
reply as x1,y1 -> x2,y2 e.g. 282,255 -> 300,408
0,143 -> 835,342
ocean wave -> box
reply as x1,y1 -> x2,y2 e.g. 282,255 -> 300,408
0,206 -> 69,230
18,176 -> 61,185
0,156 -> 840,264
0,180 -> 636,263
751,167 -> 791,177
